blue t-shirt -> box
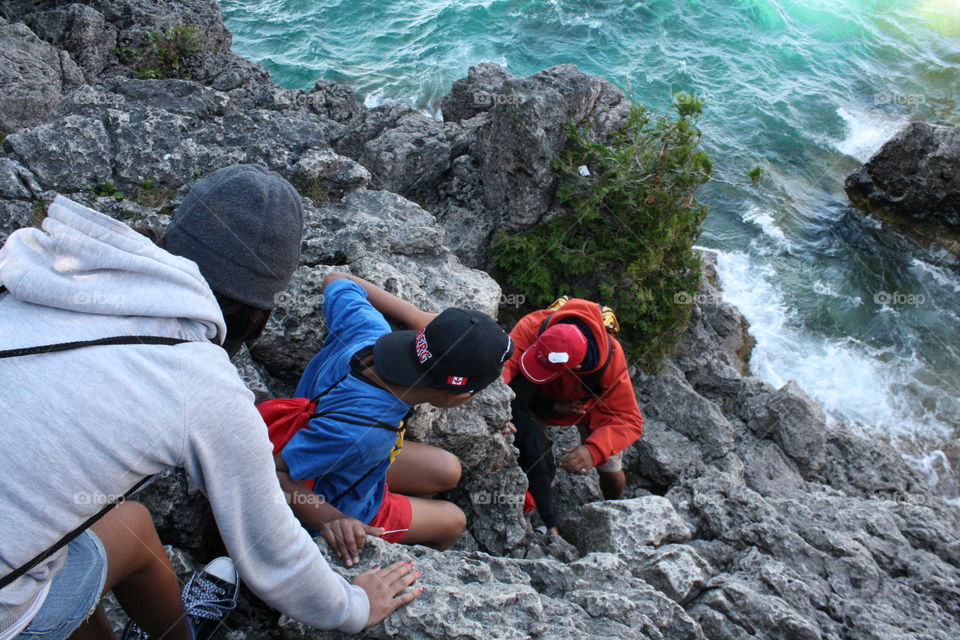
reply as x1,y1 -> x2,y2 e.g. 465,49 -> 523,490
283,279 -> 411,524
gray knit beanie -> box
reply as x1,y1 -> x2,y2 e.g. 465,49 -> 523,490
164,165 -> 304,310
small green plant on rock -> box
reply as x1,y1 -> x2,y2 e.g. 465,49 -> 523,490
87,179 -> 126,201
493,97 -> 712,371
302,178 -> 329,206
134,180 -> 176,208
117,24 -> 202,80
30,200 -> 47,227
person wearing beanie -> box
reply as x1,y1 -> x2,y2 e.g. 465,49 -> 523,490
0,166 -> 418,640
162,164 -> 305,357
268,272 -> 514,567
502,298 -> 644,537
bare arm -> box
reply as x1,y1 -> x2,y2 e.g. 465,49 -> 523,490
323,272 -> 437,330
274,452 -> 385,567
274,452 -> 344,529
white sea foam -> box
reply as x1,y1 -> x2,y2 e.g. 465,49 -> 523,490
713,249 -> 952,442
742,204 -> 791,250
835,106 -> 909,162
910,257 -> 960,293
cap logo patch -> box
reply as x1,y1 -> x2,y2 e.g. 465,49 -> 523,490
415,328 -> 432,363
447,375 -> 468,386
547,352 -> 570,364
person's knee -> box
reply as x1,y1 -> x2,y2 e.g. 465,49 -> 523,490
113,501 -> 158,540
438,502 -> 466,548
435,451 -> 462,491
598,470 -> 626,499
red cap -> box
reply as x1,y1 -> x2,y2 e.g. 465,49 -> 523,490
519,323 -> 588,383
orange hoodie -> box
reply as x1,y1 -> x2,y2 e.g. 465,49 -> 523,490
502,299 -> 644,466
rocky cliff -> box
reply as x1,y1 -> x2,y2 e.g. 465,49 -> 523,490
1,1 -> 958,639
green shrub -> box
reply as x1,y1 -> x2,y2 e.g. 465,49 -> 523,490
492,98 -> 712,371
127,25 -> 202,80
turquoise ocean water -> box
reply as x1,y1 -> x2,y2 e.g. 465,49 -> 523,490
220,0 -> 960,497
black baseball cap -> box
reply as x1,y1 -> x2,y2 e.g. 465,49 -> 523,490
373,308 -> 514,393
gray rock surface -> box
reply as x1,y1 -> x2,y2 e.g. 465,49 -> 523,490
21,4 -> 116,82
0,21 -> 84,134
1,2 -> 958,639
566,496 -> 693,554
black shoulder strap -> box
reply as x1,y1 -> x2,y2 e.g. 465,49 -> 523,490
327,407 -> 414,506
580,337 -> 614,395
1,475 -> 153,590
537,313 -> 555,336
0,335 -> 187,590
0,336 -> 188,359
308,346 -> 404,432
308,345 -> 375,404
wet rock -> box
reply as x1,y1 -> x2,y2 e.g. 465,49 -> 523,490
845,121 -> 960,234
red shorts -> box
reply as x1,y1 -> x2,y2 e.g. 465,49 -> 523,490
368,484 -> 412,543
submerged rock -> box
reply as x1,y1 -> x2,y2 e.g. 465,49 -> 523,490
845,121 -> 960,256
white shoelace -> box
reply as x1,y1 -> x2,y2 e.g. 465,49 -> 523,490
181,574 -> 237,621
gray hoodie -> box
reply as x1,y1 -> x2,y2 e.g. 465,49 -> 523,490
0,196 -> 369,633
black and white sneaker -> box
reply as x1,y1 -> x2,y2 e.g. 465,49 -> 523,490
181,557 -> 240,640
120,557 -> 240,640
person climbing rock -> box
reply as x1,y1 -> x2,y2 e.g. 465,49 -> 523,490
503,297 -> 644,536
0,166 -> 418,640
267,272 -> 514,566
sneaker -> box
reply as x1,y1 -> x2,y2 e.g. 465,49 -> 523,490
181,557 -> 240,640
121,557 -> 240,640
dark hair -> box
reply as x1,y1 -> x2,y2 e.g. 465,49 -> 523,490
215,292 -> 271,357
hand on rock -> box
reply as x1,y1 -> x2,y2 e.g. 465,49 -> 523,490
353,561 -> 422,627
321,516 -> 384,567
559,445 -> 594,475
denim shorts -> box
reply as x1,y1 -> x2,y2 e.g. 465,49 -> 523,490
16,530 -> 107,640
